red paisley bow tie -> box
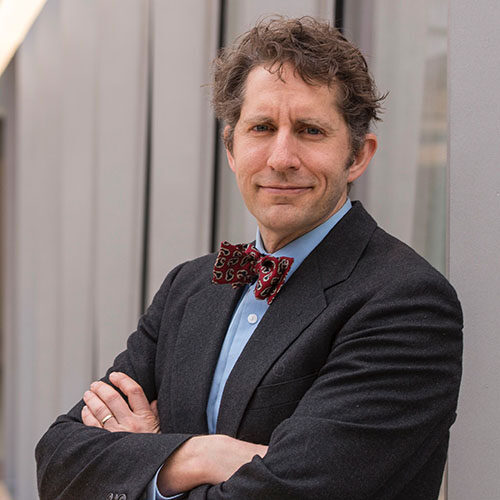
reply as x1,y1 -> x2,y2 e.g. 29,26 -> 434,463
212,241 -> 294,304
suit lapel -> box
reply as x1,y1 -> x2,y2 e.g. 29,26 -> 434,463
216,202 -> 377,437
169,282 -> 243,433
216,251 -> 327,436
314,201 -> 377,290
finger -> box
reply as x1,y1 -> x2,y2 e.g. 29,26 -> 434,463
150,400 -> 159,419
89,380 -> 131,421
109,372 -> 151,414
81,405 -> 102,428
83,390 -> 118,426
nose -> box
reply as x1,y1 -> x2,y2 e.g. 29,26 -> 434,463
266,129 -> 299,171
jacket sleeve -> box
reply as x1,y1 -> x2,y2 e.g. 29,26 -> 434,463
185,270 -> 463,500
35,264 -> 193,500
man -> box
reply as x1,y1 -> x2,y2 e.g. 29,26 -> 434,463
36,17 -> 462,500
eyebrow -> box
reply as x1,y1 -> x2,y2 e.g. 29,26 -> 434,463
240,115 -> 273,125
296,118 -> 337,134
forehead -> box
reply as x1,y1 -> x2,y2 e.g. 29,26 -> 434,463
240,63 -> 340,117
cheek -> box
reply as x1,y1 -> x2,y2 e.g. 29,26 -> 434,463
234,152 -> 262,183
315,166 -> 349,199
234,170 -> 257,203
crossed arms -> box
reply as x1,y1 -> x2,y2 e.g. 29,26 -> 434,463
82,372 -> 267,496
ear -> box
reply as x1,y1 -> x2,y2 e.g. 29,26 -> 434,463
224,125 -> 236,173
347,133 -> 377,183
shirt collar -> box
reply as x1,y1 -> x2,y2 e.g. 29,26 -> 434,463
254,198 -> 352,277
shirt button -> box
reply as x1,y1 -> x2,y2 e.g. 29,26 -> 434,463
247,313 -> 258,324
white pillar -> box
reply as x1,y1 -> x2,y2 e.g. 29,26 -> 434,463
448,1 -> 500,498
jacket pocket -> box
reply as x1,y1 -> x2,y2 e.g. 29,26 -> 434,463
246,372 -> 319,411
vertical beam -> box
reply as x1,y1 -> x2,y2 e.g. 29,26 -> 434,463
14,3 -> 63,496
140,0 -> 154,313
448,1 -> 500,498
58,0 -> 97,413
0,57 -> 17,495
147,0 -> 219,301
92,0 -> 148,374
334,0 -> 344,31
210,0 -> 227,253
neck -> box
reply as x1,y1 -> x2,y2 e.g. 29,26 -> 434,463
259,227 -> 310,253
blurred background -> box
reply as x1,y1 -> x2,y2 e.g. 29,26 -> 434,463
0,0 -> 498,499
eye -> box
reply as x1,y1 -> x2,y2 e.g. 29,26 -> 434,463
252,124 -> 270,132
304,127 -> 322,135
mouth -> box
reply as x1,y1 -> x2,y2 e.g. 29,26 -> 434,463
259,185 -> 312,195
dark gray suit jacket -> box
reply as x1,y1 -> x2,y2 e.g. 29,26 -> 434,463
36,202 -> 463,500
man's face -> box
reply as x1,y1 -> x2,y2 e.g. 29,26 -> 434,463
226,63 -> 375,251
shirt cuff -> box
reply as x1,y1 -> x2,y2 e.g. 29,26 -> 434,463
146,466 -> 184,499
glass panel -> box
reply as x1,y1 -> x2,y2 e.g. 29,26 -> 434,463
344,2 -> 449,498
346,0 -> 448,274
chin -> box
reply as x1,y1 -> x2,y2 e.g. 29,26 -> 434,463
258,210 -> 299,228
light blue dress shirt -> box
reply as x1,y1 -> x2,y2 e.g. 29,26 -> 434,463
150,200 -> 352,499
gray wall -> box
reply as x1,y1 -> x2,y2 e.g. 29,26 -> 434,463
447,1 -> 500,498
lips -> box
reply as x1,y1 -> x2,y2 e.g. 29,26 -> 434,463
259,185 -> 312,195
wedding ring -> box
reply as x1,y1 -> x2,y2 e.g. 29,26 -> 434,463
101,414 -> 114,426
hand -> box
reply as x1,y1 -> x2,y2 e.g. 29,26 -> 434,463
157,434 -> 268,496
82,371 -> 160,434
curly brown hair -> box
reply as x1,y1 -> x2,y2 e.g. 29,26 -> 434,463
212,16 -> 385,155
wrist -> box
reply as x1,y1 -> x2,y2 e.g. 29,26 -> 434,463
183,435 -> 210,484
157,436 -> 208,495
178,434 -> 226,485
